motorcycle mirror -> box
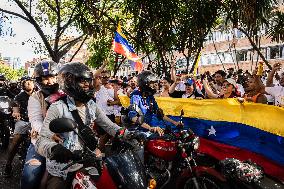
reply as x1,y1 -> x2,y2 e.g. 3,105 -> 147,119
49,118 -> 77,133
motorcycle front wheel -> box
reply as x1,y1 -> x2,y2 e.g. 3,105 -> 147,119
183,176 -> 223,189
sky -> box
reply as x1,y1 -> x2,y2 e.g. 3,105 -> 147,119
0,1 -> 47,65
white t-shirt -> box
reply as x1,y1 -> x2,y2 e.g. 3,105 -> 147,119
182,93 -> 195,99
265,86 -> 284,107
95,85 -> 114,115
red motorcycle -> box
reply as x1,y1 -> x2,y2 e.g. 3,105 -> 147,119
141,127 -> 226,189
137,110 -> 227,189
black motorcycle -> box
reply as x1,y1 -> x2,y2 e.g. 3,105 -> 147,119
0,96 -> 14,150
49,118 -> 148,189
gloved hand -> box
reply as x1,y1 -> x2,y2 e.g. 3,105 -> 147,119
50,144 -> 74,163
79,126 -> 98,151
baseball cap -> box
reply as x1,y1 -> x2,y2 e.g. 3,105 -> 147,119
225,78 -> 237,88
185,79 -> 194,86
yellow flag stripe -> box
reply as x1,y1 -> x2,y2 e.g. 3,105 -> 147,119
119,96 -> 284,137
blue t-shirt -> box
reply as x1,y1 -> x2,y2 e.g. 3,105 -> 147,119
129,89 -> 176,128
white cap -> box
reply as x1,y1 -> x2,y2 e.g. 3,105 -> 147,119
225,78 -> 237,89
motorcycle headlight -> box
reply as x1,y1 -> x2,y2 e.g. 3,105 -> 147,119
192,136 -> 200,150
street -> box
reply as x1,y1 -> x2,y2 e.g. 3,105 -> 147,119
0,149 -> 21,189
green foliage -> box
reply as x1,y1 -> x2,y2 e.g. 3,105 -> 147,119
221,0 -> 275,35
2,0 -> 284,74
0,0 -> 99,63
86,34 -> 114,69
83,0 -> 134,71
0,64 -> 27,80
268,10 -> 284,42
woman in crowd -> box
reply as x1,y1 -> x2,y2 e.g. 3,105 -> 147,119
242,74 -> 267,104
169,77 -> 204,99
159,77 -> 172,97
203,77 -> 240,99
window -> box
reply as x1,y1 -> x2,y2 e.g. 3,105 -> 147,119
236,50 -> 247,61
270,46 -> 280,59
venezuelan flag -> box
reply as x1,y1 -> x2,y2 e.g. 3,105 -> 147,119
112,24 -> 143,72
119,96 -> 284,182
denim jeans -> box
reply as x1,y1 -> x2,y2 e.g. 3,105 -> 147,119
21,143 -> 46,189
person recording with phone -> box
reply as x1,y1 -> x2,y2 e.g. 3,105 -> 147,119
264,62 -> 284,107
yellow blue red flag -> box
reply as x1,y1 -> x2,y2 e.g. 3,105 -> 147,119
112,24 -> 143,72
119,96 -> 284,182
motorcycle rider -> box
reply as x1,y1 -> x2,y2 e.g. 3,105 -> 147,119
3,76 -> 34,177
8,80 -> 21,98
0,74 -> 15,98
21,61 -> 63,189
128,71 -> 183,135
35,62 -> 123,189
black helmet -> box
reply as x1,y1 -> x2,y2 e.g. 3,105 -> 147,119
34,61 -> 59,95
59,62 -> 94,103
21,76 -> 33,82
21,76 -> 34,91
0,74 -> 5,81
137,71 -> 158,95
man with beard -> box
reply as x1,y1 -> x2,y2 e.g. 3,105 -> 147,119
35,63 -> 121,188
3,76 -> 35,177
21,61 -> 63,189
127,76 -> 138,97
94,70 -> 120,151
265,62 -> 284,107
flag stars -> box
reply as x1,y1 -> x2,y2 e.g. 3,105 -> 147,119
208,126 -> 216,136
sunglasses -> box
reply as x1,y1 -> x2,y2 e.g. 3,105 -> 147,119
77,77 -> 92,83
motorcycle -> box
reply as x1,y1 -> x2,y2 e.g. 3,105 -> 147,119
120,108 -> 227,189
49,118 -> 149,189
0,96 -> 14,150
196,153 -> 284,189
142,126 -> 227,189
141,109 -> 283,189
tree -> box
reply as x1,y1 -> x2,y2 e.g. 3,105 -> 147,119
215,0 -> 278,70
83,0 -> 135,75
0,0 -> 99,63
0,64 -> 26,80
121,0 -> 221,75
82,0 -> 284,75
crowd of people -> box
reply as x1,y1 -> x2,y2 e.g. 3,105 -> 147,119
0,59 -> 283,189
95,61 -> 284,106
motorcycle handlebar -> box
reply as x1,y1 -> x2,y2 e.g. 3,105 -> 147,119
124,130 -> 147,141
62,152 -> 103,171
